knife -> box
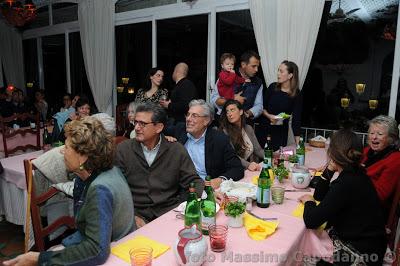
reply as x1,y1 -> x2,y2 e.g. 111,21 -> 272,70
285,188 -> 311,192
247,211 -> 278,221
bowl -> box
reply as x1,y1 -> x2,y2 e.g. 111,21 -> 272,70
290,166 -> 311,189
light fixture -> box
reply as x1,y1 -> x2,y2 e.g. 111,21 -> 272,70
355,83 -> 365,95
116,86 -> 124,93
26,82 -> 33,88
121,77 -> 129,85
0,0 -> 37,27
369,99 -> 378,110
340,95 -> 350,108
127,87 -> 135,94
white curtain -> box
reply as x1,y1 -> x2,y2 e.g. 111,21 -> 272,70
78,0 -> 115,114
0,20 -> 25,90
249,0 -> 325,89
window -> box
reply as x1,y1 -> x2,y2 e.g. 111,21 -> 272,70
23,38 -> 38,101
52,3 -> 78,25
116,0 -> 176,13
302,1 -> 398,132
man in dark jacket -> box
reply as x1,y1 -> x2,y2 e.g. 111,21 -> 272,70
167,99 -> 244,189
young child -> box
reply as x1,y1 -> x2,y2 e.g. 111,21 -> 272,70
217,53 -> 248,99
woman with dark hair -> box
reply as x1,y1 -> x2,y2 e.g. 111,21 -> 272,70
256,60 -> 303,150
135,67 -> 168,104
299,129 -> 386,265
219,99 -> 263,171
4,117 -> 135,266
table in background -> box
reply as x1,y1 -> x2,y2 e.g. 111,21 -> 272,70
103,146 -> 332,265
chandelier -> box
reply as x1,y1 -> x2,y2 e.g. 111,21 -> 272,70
0,0 -> 37,27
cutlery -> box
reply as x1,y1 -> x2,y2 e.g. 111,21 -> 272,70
285,188 -> 311,192
247,211 -> 278,221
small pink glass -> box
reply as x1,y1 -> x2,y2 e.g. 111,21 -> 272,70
208,224 -> 228,252
130,246 -> 153,266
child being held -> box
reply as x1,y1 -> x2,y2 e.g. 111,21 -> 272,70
217,53 -> 249,99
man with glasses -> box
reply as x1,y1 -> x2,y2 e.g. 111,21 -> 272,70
167,99 -> 244,189
115,102 -> 203,227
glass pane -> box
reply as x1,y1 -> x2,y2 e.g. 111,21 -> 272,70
23,39 -> 38,101
302,0 -> 399,132
69,32 -> 97,112
216,10 -> 266,87
24,5 -> 49,29
157,15 -> 208,99
52,3 -> 78,25
116,0 -> 176,13
42,34 -> 66,117
115,22 -> 152,104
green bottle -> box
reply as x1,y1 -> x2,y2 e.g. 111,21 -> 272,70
200,176 -> 216,235
184,183 -> 201,229
296,136 -> 305,166
263,135 -> 273,168
256,167 -> 272,208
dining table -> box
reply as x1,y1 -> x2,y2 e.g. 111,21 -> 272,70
103,145 -> 333,265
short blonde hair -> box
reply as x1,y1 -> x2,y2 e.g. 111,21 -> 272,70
64,116 -> 114,171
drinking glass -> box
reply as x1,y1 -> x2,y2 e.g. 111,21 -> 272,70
208,224 -> 228,252
271,186 -> 285,204
130,246 -> 153,266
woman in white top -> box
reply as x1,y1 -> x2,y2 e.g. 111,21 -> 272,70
219,99 -> 263,171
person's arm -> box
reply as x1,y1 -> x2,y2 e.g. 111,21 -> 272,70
219,136 -> 245,181
291,90 -> 303,139
371,156 -> 400,202
39,185 -> 115,265
235,74 -> 246,84
211,81 -> 225,108
246,125 -> 264,161
247,85 -> 263,119
219,71 -> 237,86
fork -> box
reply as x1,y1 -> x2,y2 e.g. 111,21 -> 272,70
247,211 -> 278,221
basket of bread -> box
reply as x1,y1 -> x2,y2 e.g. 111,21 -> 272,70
309,135 -> 327,148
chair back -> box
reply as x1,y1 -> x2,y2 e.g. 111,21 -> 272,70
386,177 -> 400,251
0,113 -> 41,157
116,103 -> 129,136
24,159 -> 75,252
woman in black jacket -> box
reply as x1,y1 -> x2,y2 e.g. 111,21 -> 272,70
299,129 -> 386,265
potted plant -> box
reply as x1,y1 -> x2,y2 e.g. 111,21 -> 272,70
224,201 -> 245,228
273,165 -> 289,183
288,154 -> 298,168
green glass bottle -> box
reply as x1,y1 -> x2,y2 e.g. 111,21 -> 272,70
256,167 -> 272,208
263,135 -> 273,168
296,136 -> 305,166
184,183 -> 201,229
200,176 -> 216,235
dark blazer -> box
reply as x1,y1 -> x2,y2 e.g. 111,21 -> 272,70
169,124 -> 244,181
168,78 -> 198,124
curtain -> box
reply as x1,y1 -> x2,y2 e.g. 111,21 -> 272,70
0,60 -> 3,87
78,0 -> 115,114
249,0 -> 324,89
0,20 -> 25,90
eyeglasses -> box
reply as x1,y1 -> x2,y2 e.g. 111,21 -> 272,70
134,120 -> 155,128
185,113 -> 207,120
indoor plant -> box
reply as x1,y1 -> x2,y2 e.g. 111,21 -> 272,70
288,154 -> 298,168
224,201 -> 245,228
273,165 -> 289,183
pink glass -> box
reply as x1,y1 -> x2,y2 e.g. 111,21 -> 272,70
130,246 -> 153,266
208,224 -> 228,252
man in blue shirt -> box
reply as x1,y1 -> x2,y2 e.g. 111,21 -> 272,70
169,99 -> 244,189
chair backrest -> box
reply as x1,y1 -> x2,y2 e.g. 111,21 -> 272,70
386,177 -> 400,251
116,103 -> 129,136
0,113 -> 41,157
24,159 -> 75,252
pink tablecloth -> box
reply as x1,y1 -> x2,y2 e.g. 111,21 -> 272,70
0,128 -> 45,153
103,146 -> 333,265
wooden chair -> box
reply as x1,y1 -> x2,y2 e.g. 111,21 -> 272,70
24,159 -> 75,252
0,113 -> 41,157
116,103 -> 129,136
386,178 -> 400,251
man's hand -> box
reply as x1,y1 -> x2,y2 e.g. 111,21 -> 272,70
159,99 -> 171,108
135,215 -> 146,228
244,110 -> 254,119
210,177 -> 223,190
234,91 -> 246,104
214,191 -> 224,205
164,136 -> 177,143
298,194 -> 314,204
3,252 -> 39,266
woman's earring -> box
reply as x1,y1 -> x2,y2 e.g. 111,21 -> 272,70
79,163 -> 85,171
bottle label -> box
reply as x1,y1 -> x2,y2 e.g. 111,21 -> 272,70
201,211 -> 216,231
256,187 -> 270,204
297,154 -> 305,166
263,157 -> 272,168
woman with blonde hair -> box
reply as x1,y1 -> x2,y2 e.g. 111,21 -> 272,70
4,117 -> 135,266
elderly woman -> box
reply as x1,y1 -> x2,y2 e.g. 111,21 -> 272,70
135,67 -> 168,104
4,117 -> 135,266
123,101 -> 137,139
299,129 -> 386,265
219,99 -> 263,171
361,115 -> 400,211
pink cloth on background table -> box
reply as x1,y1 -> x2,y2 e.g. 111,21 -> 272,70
0,127 -> 47,153
0,150 -> 44,189
103,145 -> 333,265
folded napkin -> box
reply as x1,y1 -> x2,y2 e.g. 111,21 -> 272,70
243,212 -> 279,241
111,235 -> 170,263
292,202 -> 326,230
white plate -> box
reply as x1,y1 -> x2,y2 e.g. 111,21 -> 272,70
272,116 -> 284,125
175,201 -> 221,215
220,180 -> 257,202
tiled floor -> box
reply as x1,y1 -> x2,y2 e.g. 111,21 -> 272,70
0,219 -> 24,263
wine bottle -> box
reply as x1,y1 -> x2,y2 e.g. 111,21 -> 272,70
296,136 -> 305,166
184,183 -> 201,229
263,135 -> 273,168
256,167 -> 272,208
200,176 -> 216,235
